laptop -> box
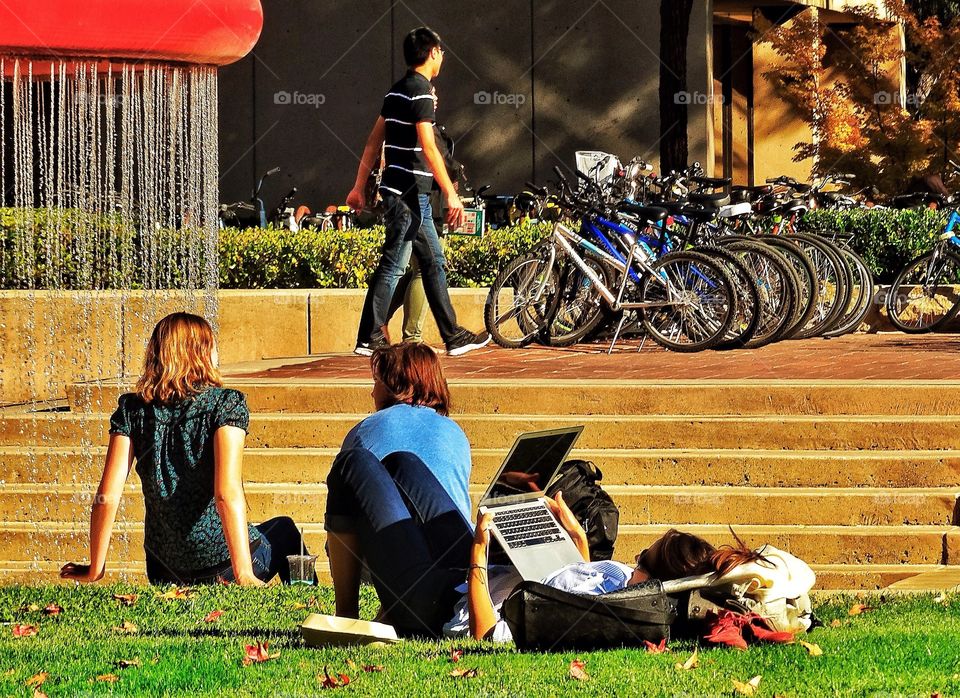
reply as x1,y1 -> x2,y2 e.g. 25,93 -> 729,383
478,426 -> 585,581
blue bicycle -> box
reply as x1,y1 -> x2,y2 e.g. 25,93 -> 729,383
885,207 -> 960,332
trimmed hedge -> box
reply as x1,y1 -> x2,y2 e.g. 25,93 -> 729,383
0,206 -> 950,288
800,208 -> 946,283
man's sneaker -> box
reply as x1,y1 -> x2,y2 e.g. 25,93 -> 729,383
445,329 -> 491,357
354,336 -> 390,357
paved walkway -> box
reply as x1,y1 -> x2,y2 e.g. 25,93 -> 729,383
231,333 -> 960,381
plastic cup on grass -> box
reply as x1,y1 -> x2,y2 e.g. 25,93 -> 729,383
287,554 -> 318,585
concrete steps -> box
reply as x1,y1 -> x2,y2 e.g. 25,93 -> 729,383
2,378 -> 958,590
5,412 -> 960,450
0,483 -> 955,527
3,446 -> 960,488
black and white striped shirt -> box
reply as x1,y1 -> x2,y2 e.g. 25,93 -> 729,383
379,71 -> 436,197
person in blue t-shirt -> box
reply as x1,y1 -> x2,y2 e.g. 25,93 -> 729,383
326,343 -> 473,628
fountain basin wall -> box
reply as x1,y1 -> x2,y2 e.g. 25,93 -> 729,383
0,0 -> 262,69
0,289 -> 491,405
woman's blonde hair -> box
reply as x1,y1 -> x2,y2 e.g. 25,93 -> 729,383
135,312 -> 222,404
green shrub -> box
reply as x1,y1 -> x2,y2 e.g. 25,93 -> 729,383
800,208 -> 946,282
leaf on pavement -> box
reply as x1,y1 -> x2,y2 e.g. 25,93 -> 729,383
318,666 -> 350,689
568,658 -> 589,681
26,672 -> 48,689
113,621 -> 139,635
449,667 -> 482,679
41,603 -> 62,616
799,641 -> 823,656
644,638 -> 669,654
156,587 -> 194,601
203,610 -> 224,623
12,624 -> 38,638
733,675 -> 762,696
243,641 -> 280,666
848,603 -> 875,616
112,593 -> 139,607
115,659 -> 141,670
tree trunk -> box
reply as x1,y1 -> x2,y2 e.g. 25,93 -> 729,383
659,0 -> 695,173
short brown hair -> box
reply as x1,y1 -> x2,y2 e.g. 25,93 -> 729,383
135,312 -> 222,405
637,529 -> 716,581
370,343 -> 451,416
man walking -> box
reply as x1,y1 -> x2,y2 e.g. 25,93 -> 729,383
347,26 -> 490,357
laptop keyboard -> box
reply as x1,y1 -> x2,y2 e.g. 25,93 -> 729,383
493,504 -> 565,548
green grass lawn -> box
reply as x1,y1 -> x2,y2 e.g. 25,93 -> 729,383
0,584 -> 957,697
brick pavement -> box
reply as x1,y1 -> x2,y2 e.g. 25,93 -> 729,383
231,332 -> 960,381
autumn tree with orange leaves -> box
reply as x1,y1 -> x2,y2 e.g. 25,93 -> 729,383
759,1 -> 960,196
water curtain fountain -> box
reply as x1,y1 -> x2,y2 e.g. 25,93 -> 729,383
0,0 -> 262,579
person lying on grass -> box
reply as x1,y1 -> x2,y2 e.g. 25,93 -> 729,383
449,511 -> 816,642
61,312 -> 311,586
325,441 -> 812,640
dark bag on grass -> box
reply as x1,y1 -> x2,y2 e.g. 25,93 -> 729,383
546,459 -> 619,560
501,579 -> 677,651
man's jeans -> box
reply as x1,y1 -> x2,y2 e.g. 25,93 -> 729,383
325,448 -> 473,637
356,192 -> 459,345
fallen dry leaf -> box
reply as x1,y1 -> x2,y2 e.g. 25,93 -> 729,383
112,593 -> 139,607
242,641 -> 280,666
26,672 -> 48,689
41,603 -> 62,617
19,603 -> 40,613
449,649 -> 463,663
95,674 -> 119,683
290,602 -> 307,611
449,667 -> 482,679
346,659 -> 357,670
203,610 -> 224,624
363,665 -> 384,673
848,603 -> 875,616
799,641 -> 823,656
12,624 -> 38,638
156,587 -> 194,601
830,619 -> 843,628
113,621 -> 139,635
675,649 -> 699,671
644,638 -> 669,654
115,659 -> 141,670
732,675 -> 762,696
32,690 -> 48,698
568,658 -> 589,681
318,666 -> 350,689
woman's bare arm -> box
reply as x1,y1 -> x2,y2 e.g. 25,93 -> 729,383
213,426 -> 263,586
467,512 -> 499,640
60,434 -> 134,582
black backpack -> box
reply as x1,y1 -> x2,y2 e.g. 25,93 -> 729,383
502,579 -> 676,650
546,460 -> 619,561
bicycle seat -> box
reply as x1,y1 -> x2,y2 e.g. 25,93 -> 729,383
617,202 -> 668,223
687,191 -> 730,206
730,185 -> 773,203
770,199 -> 807,216
676,205 -> 721,223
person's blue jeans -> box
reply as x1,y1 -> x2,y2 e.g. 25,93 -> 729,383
145,516 -> 312,585
325,448 -> 473,637
356,192 -> 459,345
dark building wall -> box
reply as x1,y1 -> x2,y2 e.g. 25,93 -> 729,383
217,0 -> 710,210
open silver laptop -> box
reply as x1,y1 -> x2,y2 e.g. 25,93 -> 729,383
478,426 -> 585,581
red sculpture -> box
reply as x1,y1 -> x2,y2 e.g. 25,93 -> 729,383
0,0 -> 263,67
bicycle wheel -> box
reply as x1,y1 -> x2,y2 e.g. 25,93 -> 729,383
718,239 -> 798,349
484,248 -> 559,348
824,247 -> 875,337
886,248 -> 960,333
758,236 -> 819,339
789,234 -> 851,339
695,245 -> 761,350
638,250 -> 736,352
544,251 -> 615,347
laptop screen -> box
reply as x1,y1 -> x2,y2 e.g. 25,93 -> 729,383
483,427 -> 583,503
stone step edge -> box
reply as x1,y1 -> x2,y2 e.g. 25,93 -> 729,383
2,483 -> 957,497
5,522 -> 957,535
